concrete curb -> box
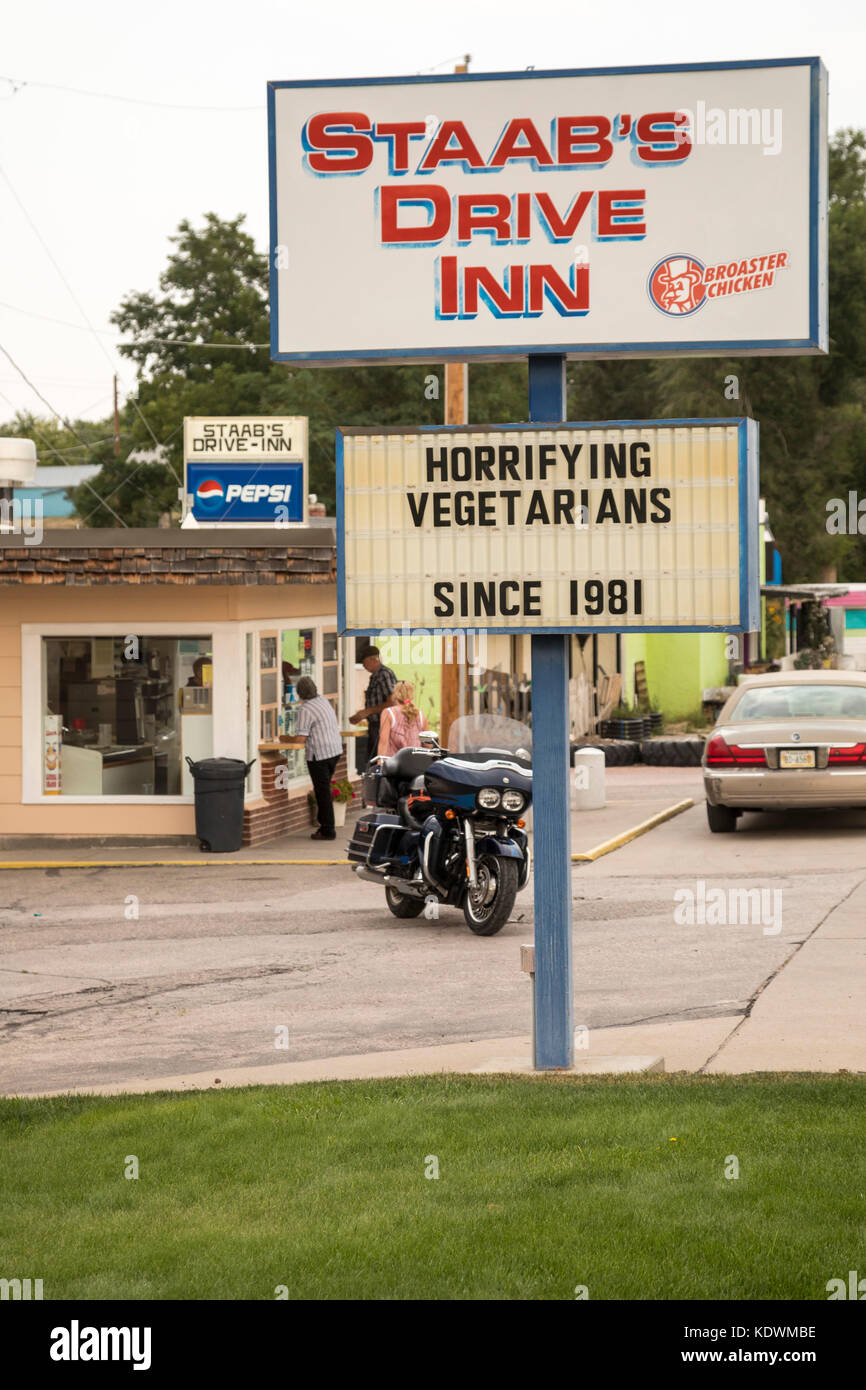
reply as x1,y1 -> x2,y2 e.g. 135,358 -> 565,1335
572,798 -> 695,861
1,800 -> 696,870
0,858 -> 352,868
5,1018 -> 744,1098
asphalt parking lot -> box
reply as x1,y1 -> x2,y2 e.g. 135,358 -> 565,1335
3,767 -> 865,1092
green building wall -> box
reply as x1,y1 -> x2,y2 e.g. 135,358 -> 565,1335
623,633 -> 729,721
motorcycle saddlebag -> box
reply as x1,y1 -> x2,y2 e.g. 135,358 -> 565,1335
362,759 -> 399,809
347,811 -> 403,865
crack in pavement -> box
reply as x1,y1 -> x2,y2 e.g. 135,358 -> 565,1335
0,961 -> 320,1031
606,1000 -> 750,1029
698,872 -> 866,1072
0,967 -> 115,986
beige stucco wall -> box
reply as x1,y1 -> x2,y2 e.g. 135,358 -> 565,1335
0,581 -> 336,839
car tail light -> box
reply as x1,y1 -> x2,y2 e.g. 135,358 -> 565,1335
828,743 -> 866,764
705,735 -> 766,767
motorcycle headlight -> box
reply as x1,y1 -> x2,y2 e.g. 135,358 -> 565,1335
501,790 -> 525,813
477,787 -> 501,810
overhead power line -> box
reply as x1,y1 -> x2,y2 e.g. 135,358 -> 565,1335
0,161 -> 180,479
121,337 -> 269,350
0,340 -> 128,526
0,74 -> 262,112
78,420 -> 185,527
0,299 -> 269,348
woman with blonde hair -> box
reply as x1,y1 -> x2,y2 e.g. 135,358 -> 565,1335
378,680 -> 428,756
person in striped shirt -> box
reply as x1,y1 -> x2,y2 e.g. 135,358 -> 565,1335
294,676 -> 344,840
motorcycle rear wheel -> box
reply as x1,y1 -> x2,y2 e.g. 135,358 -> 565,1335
385,886 -> 426,918
463,855 -> 519,936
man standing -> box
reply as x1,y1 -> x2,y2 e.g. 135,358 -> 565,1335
349,645 -> 397,766
293,676 -> 344,840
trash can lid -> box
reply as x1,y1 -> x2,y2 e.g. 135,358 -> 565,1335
187,757 -> 250,779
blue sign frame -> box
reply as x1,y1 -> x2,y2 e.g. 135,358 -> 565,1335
268,57 -> 827,365
336,416 -> 761,637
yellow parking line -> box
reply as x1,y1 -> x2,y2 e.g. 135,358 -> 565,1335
0,859 -> 350,869
572,798 -> 695,862
3,801 -> 695,871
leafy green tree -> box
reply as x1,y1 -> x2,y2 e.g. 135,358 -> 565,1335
562,128 -> 866,582
76,129 -> 866,576
73,214 -> 272,525
0,411 -> 121,523
0,410 -> 116,466
80,213 -> 501,522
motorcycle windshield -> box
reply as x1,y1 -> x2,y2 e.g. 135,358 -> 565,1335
448,714 -> 532,765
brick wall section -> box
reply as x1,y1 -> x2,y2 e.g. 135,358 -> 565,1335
0,545 -> 334,586
242,749 -> 362,847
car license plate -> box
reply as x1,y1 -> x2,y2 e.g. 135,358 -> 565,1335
780,748 -> 815,768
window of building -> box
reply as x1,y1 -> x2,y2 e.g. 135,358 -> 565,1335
42,635 -> 212,797
279,628 -> 316,780
259,631 -> 279,743
322,630 -> 339,710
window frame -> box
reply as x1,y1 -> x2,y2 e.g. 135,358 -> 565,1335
22,622 -> 236,805
21,617 -> 343,805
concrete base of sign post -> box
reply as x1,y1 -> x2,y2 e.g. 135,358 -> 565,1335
518,942 -> 662,1073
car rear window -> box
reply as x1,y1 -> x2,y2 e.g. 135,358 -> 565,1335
732,684 -> 866,720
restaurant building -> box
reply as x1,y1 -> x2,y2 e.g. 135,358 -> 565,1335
0,526 -> 362,848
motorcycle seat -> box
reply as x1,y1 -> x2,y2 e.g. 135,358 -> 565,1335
382,747 -> 439,782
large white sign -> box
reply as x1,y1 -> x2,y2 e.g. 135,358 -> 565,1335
269,59 -> 827,364
338,421 -> 760,635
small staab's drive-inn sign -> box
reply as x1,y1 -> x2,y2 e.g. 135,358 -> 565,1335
182,416 -> 308,526
337,419 -> 760,635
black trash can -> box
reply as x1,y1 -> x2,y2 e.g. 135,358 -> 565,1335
186,756 -> 255,852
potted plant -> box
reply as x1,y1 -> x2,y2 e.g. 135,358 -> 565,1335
330,777 -> 356,827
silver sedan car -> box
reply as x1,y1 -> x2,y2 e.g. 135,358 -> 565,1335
703,670 -> 866,832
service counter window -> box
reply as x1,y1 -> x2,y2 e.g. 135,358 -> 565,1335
42,636 -> 213,797
279,628 -> 316,780
322,631 -> 339,715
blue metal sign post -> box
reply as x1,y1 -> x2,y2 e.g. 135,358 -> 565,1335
528,356 -> 574,1069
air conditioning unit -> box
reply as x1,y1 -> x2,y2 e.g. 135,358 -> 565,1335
0,437 -> 37,486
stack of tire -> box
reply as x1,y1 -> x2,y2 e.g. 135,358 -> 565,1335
571,729 -> 704,768
572,737 -> 638,766
640,735 -> 704,766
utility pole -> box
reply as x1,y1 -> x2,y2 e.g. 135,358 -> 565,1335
440,55 -> 471,748
113,374 -> 120,456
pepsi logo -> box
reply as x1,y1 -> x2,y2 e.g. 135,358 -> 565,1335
648,254 -> 707,317
195,478 -> 225,512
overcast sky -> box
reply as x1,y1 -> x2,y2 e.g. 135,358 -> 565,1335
1,0 -> 864,426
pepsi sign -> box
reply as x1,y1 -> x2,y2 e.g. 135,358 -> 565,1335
187,464 -> 305,523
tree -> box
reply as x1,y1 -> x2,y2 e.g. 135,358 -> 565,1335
0,411 -> 122,524
562,128 -> 866,582
72,214 -> 272,525
79,130 -> 866,574
79,213 -> 520,523
0,410 -> 115,468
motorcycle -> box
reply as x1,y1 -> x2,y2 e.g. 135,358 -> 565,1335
347,714 -> 532,935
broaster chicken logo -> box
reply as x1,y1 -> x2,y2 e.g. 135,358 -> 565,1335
648,255 -> 707,316
648,250 -> 788,317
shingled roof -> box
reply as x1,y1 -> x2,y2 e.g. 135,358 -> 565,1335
0,527 -> 336,586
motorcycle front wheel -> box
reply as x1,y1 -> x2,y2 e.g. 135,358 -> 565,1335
463,854 -> 519,936
385,886 -> 426,918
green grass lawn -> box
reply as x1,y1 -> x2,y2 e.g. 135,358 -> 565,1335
1,1074 -> 863,1300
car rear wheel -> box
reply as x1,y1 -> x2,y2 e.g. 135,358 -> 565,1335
706,802 -> 738,833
